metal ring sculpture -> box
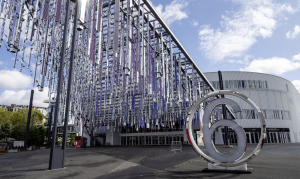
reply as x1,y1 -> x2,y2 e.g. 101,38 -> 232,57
186,90 -> 267,167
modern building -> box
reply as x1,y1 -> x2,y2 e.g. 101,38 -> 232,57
204,71 -> 300,144
88,71 -> 300,146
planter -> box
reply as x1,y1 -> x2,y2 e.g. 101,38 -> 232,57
0,148 -> 7,153
7,149 -> 18,153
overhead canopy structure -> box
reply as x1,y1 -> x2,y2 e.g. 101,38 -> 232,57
0,0 -> 235,168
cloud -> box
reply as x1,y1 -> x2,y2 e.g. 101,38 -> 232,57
198,0 -> 298,62
286,25 -> 300,39
292,53 -> 300,61
0,70 -> 32,89
154,0 -> 188,26
292,80 -> 300,93
0,61 -> 2,65
228,59 -> 245,64
190,20 -> 199,27
0,87 -> 49,107
240,57 -> 300,75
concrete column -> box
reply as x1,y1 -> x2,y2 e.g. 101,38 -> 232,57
151,136 -> 153,145
165,136 -> 166,145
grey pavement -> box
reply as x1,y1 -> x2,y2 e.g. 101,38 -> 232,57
0,143 -> 299,179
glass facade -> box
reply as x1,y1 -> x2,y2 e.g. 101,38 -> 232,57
235,109 -> 290,120
221,128 -> 290,144
211,80 -> 268,90
120,134 -> 184,145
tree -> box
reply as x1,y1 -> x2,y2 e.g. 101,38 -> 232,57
10,111 -> 24,126
67,134 -> 76,146
31,109 -> 45,125
9,108 -> 45,127
0,123 -> 11,142
37,126 -> 46,146
28,126 -> 39,146
0,108 -> 12,125
28,126 -> 46,147
11,124 -> 26,141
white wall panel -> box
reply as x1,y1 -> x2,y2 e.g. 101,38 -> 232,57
267,91 -> 276,109
273,92 -> 283,110
281,92 -> 289,111
248,90 -> 261,108
258,91 -> 269,110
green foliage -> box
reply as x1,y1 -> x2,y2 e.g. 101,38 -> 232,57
37,126 -> 46,146
71,134 -> 75,146
11,124 -> 26,141
9,108 -> 45,127
0,123 -> 11,141
31,109 -> 45,125
67,134 -> 76,146
28,126 -> 46,147
10,111 -> 25,126
0,106 -> 46,145
0,108 -> 12,125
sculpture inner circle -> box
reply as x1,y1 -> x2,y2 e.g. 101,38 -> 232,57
186,90 -> 267,167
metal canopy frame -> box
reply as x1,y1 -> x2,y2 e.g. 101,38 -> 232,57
0,0 -> 237,171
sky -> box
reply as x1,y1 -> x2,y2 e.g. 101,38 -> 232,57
1,0 -> 300,107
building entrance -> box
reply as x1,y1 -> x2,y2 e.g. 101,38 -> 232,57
268,132 -> 278,143
244,132 -> 260,143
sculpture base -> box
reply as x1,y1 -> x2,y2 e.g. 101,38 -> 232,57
202,163 -> 252,174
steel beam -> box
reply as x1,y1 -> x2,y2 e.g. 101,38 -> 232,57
24,89 -> 34,151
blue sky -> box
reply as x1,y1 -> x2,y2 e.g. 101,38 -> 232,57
150,0 -> 300,88
1,0 -> 300,107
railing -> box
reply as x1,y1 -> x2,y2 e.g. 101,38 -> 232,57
171,141 -> 182,152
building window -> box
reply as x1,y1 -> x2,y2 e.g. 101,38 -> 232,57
240,109 -> 290,120
242,109 -> 257,119
286,84 -> 289,92
210,80 -> 268,90
262,110 -> 266,119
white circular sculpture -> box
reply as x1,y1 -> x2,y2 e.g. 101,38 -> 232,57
186,90 -> 267,167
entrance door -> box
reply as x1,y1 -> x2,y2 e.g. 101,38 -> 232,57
270,132 -> 278,143
286,132 -> 291,143
246,132 -> 251,143
250,132 -> 256,143
282,133 -> 287,143
254,132 -> 259,143
278,132 -> 283,143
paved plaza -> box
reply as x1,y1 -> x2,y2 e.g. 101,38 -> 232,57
0,143 -> 299,179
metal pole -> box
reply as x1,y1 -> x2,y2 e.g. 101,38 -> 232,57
24,89 -> 34,151
47,105 -> 53,148
49,0 -> 72,170
218,71 -> 228,146
62,0 -> 79,167
31,114 -> 35,129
